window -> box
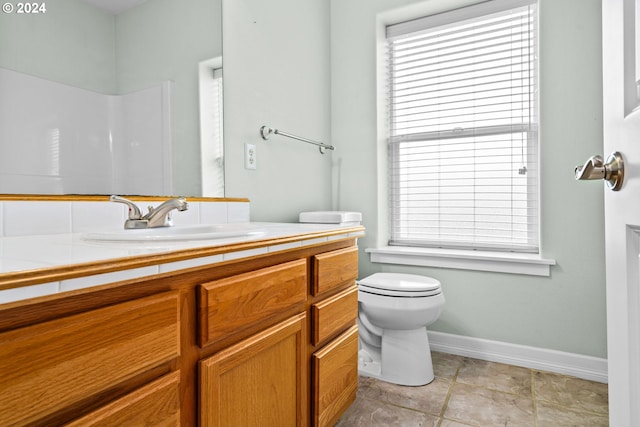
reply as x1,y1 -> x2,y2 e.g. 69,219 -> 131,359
386,0 -> 539,253
199,60 -> 225,197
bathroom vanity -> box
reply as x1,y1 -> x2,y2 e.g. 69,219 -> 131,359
0,199 -> 363,427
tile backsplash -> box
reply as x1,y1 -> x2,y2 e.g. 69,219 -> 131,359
0,200 -> 250,237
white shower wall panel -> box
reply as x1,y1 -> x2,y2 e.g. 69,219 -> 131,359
0,68 -> 171,195
114,82 -> 173,196
0,68 -> 112,194
61,85 -> 115,194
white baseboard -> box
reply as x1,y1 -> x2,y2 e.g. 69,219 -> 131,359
428,331 -> 608,384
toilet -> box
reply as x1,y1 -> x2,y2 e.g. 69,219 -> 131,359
357,272 -> 445,386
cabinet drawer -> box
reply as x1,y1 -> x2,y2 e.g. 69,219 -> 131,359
312,325 -> 358,427
311,285 -> 358,346
0,291 -> 180,426
65,371 -> 180,427
312,247 -> 358,296
199,259 -> 307,347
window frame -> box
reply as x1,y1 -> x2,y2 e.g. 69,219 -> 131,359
369,0 -> 555,276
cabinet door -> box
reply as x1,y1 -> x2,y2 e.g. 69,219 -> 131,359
200,313 -> 308,427
65,371 -> 180,427
312,325 -> 358,427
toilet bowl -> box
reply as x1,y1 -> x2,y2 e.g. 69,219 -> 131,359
357,272 -> 445,386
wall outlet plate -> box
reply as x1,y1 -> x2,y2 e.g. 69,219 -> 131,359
244,143 -> 256,170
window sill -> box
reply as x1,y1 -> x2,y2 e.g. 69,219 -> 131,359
366,246 -> 556,276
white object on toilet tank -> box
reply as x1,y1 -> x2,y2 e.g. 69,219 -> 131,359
298,211 -> 362,226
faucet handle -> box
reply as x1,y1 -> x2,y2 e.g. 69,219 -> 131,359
109,195 -> 143,220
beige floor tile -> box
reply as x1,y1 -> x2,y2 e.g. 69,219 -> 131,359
337,355 -> 609,426
356,375 -> 376,395
536,401 -> 609,427
432,351 -> 464,380
534,371 -> 609,415
444,382 -> 535,426
360,376 -> 452,416
334,396 -> 440,427
439,419 -> 478,427
456,357 -> 532,397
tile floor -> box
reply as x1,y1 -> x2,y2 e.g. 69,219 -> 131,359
335,352 -> 609,427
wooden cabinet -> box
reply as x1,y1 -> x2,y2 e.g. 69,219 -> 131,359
199,259 -> 307,347
312,326 -> 359,427
198,246 -> 358,427
200,313 -> 308,427
312,246 -> 358,295
310,248 -> 360,427
311,285 -> 358,346
0,238 -> 360,426
0,291 -> 180,426
65,371 -> 181,427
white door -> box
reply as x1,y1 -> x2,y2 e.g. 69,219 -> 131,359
601,0 -> 640,425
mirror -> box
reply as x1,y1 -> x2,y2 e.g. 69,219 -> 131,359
0,0 -> 223,197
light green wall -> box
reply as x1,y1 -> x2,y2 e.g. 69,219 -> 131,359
0,0 -> 116,93
115,0 -> 222,195
223,0 -> 333,222
330,0 -> 607,358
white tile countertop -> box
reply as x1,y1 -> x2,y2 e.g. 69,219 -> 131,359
0,222 -> 365,303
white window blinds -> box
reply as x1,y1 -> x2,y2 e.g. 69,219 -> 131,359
200,67 -> 225,197
386,0 -> 539,253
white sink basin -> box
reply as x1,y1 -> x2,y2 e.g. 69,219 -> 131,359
83,223 -> 266,242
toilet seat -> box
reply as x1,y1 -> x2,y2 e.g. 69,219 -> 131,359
357,273 -> 441,297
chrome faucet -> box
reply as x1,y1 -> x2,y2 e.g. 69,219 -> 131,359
110,195 -> 189,229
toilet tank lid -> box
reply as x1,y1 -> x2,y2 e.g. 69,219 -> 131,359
358,272 -> 441,292
299,211 -> 362,224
